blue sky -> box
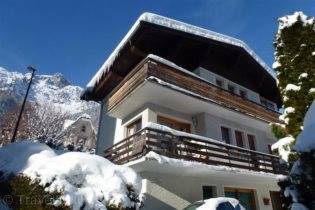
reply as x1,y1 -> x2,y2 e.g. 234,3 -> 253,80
0,0 -> 314,87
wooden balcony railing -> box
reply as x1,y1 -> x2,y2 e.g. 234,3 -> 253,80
107,58 -> 280,123
104,127 -> 286,174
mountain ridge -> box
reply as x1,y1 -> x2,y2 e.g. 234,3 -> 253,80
0,67 -> 99,128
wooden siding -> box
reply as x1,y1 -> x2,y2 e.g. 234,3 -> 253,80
107,58 -> 280,123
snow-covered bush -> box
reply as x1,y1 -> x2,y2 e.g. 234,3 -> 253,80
0,141 -> 143,210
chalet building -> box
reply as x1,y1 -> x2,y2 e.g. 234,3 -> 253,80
81,13 -> 285,210
56,114 -> 96,152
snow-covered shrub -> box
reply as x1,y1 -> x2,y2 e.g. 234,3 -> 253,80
0,141 -> 143,210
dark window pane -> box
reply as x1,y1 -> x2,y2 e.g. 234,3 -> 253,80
228,84 -> 235,93
240,89 -> 247,99
202,186 -> 214,200
247,134 -> 256,151
216,79 -> 224,88
221,127 -> 231,144
235,131 -> 244,148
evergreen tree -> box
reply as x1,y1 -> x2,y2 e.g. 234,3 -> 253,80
272,11 -> 315,163
272,12 -> 315,210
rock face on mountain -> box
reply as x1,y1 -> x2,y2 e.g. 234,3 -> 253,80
0,67 -> 100,129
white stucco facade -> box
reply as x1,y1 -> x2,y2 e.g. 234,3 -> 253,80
95,70 -> 281,210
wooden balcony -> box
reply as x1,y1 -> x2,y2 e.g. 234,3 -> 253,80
107,57 -> 280,123
104,127 -> 286,174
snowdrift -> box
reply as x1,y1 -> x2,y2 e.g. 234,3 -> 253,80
0,141 -> 143,210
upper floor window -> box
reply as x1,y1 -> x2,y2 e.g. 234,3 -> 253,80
247,134 -> 256,151
215,78 -> 224,88
260,97 -> 275,110
239,89 -> 247,99
127,118 -> 142,137
228,84 -> 236,94
235,130 -> 244,148
221,126 -> 231,144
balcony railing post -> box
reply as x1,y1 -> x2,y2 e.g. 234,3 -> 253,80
102,127 -> 285,174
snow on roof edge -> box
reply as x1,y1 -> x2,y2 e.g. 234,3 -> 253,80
86,12 -> 275,90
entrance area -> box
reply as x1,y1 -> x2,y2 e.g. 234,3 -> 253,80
224,187 -> 256,210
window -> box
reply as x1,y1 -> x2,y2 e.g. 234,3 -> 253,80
202,186 -> 216,200
215,78 -> 224,88
225,188 -> 256,210
127,118 -> 142,137
235,130 -> 244,148
81,125 -> 86,132
247,134 -> 256,151
221,127 -> 231,144
261,97 -> 275,110
157,116 -> 190,133
239,89 -> 247,99
228,84 -> 235,94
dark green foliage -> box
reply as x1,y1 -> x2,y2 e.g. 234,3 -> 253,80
0,174 -> 142,210
271,123 -> 287,139
0,174 -> 69,210
272,12 -> 315,210
3,174 -> 70,210
274,13 -> 315,139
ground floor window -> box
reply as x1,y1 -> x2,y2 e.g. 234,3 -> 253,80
202,186 -> 216,200
224,187 -> 256,210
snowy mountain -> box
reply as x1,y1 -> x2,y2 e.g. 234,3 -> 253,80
0,67 -> 99,128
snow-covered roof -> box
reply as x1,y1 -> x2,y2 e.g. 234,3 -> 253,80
87,12 -> 275,90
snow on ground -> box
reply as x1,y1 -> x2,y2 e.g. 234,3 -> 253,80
197,197 -> 245,210
271,136 -> 295,162
294,101 -> 315,152
0,141 -> 142,210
